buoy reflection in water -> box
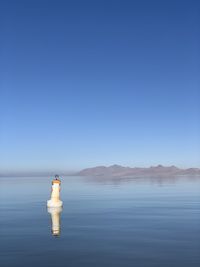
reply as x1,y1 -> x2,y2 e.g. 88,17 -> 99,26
48,207 -> 62,237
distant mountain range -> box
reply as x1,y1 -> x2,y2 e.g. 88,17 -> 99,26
77,165 -> 200,177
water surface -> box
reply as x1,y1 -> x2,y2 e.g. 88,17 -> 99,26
0,176 -> 200,267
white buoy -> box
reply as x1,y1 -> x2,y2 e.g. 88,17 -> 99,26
48,207 -> 62,236
47,175 -> 63,208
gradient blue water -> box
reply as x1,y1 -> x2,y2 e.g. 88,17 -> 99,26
0,176 -> 200,267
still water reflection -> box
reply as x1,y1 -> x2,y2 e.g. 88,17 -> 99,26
0,176 -> 200,267
47,207 -> 62,237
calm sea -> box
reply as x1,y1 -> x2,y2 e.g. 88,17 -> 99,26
0,176 -> 200,267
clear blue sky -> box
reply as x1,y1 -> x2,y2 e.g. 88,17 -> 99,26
0,0 -> 199,172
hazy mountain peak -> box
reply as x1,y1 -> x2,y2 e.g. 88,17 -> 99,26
78,165 -> 200,177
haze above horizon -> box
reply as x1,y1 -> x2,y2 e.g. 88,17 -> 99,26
0,0 -> 199,172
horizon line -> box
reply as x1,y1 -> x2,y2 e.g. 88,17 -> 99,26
1,164 -> 200,177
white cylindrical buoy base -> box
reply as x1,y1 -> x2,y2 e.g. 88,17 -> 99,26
47,199 -> 63,208
47,177 -> 63,208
